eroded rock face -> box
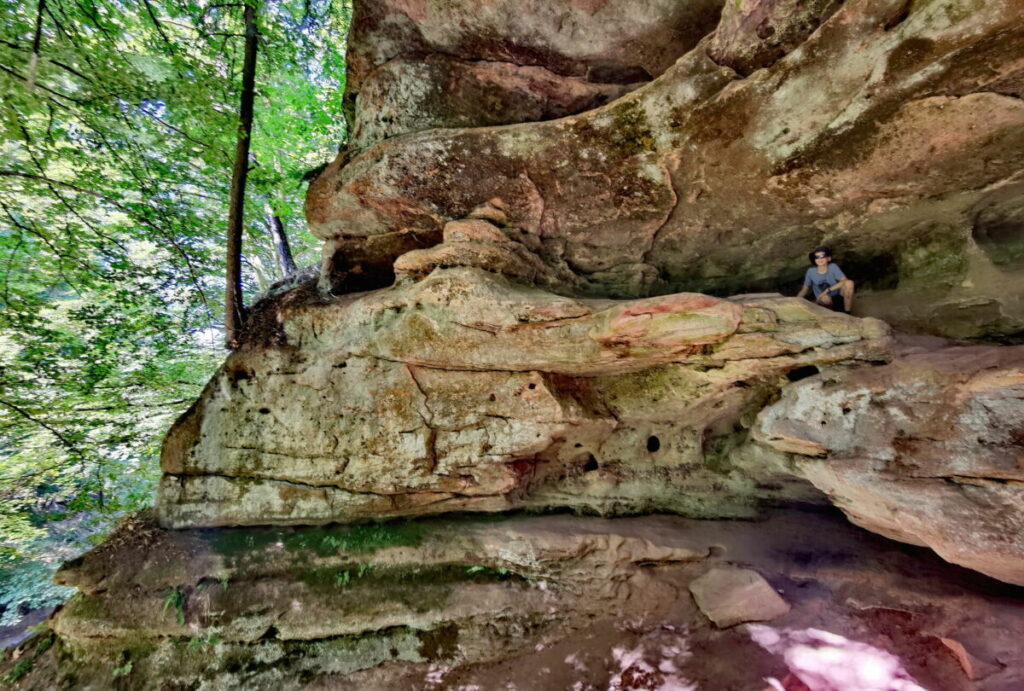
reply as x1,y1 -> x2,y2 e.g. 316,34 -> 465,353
351,55 -> 636,149
19,510 -> 1024,690
157,267 -> 890,529
344,0 -> 724,147
312,0 -> 1024,338
755,345 -> 1024,585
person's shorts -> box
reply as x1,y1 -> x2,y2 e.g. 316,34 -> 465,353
806,293 -> 845,312
826,294 -> 845,312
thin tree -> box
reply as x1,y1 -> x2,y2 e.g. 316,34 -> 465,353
224,2 -> 258,348
266,202 -> 297,276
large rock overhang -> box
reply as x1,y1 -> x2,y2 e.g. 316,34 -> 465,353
310,0 -> 1024,339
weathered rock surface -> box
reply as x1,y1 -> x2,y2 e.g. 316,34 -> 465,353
689,566 -> 790,628
708,0 -> 843,76
350,55 -> 636,149
12,510 -> 1024,690
157,267 -> 890,529
344,0 -> 724,147
311,0 -> 1024,338
756,345 -> 1024,585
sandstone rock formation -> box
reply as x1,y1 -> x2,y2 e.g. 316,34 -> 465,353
17,0 -> 1024,687
755,344 -> 1024,586
158,266 -> 889,528
312,0 -> 1024,338
344,0 -> 724,148
14,510 -> 1021,689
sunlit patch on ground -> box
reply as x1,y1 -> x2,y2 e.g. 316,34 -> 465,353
749,625 -> 927,691
605,622 -> 697,691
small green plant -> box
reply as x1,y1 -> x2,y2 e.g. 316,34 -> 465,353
6,658 -> 34,683
3,631 -> 55,683
112,660 -> 133,677
162,588 -> 186,625
186,634 -> 222,651
315,521 -> 427,555
334,563 -> 374,586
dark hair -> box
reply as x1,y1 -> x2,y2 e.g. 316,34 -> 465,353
808,246 -> 832,265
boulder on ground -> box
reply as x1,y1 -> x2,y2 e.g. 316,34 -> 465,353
690,566 -> 791,628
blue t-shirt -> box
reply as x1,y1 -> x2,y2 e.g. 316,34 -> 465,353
804,263 -> 845,297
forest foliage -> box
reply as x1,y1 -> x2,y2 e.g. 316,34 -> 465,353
0,0 -> 351,624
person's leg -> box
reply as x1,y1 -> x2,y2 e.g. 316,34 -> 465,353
816,293 -> 833,308
840,279 -> 855,312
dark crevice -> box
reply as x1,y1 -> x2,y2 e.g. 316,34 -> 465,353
786,365 -> 820,382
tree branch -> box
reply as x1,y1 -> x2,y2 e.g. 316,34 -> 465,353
0,398 -> 80,453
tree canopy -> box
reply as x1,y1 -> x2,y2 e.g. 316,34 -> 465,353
0,0 -> 351,623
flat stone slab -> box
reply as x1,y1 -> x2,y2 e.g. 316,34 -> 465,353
689,566 -> 790,628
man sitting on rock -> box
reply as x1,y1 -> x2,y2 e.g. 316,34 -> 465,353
796,246 -> 855,312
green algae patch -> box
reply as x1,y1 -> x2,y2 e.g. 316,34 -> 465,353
300,562 -> 526,594
205,519 -> 429,564
609,102 -> 658,156
296,562 -> 529,616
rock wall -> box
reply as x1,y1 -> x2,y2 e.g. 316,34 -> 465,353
17,1 -> 1024,687
755,344 -> 1024,586
158,266 -> 888,528
160,0 -> 1024,581
344,0 -> 724,148
312,0 -> 1024,339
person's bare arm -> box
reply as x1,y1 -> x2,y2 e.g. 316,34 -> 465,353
797,285 -> 809,299
823,278 -> 849,294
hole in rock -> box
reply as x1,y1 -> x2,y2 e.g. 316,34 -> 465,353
647,435 -> 661,453
258,408 -> 271,415
588,62 -> 653,84
527,383 -> 537,390
334,361 -> 347,369
835,250 -> 900,291
972,186 -> 1024,269
488,394 -> 496,402
327,262 -> 396,296
786,366 -> 820,382
583,455 -> 599,472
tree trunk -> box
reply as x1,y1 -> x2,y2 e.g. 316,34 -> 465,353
27,0 -> 46,91
224,3 -> 258,349
266,205 -> 297,276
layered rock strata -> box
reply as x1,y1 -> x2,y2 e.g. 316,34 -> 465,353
311,0 -> 1024,338
756,344 -> 1024,586
10,510 -> 1020,689
158,266 -> 890,529
344,0 -> 724,148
